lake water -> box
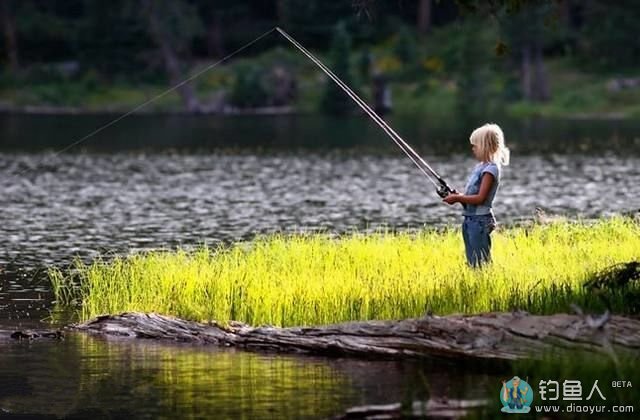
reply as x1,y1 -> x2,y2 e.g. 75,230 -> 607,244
0,114 -> 639,418
0,332 -> 503,418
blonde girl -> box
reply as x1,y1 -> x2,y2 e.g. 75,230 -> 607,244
443,123 -> 510,267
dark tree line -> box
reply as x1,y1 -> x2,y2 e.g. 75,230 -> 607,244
1,1 -> 637,72
0,1 -> 459,71
1,0 -> 638,111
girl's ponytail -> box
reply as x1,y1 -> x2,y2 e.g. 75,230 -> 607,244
500,145 -> 510,166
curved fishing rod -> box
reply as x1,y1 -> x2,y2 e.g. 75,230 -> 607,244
276,27 -> 455,198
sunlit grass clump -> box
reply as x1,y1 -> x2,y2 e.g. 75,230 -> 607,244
50,217 -> 640,327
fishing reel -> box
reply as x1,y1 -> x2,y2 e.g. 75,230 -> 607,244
437,180 -> 466,208
436,181 -> 457,198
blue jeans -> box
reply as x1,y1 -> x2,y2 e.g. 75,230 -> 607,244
462,214 -> 496,267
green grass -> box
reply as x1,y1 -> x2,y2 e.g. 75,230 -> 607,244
49,217 -> 640,327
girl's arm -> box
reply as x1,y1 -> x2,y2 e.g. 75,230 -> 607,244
443,173 -> 494,205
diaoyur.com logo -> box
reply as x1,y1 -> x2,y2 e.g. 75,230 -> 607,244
500,376 -> 534,413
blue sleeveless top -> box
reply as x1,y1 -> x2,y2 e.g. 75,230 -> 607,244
462,162 -> 500,216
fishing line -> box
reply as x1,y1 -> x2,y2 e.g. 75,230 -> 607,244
10,27 -> 277,180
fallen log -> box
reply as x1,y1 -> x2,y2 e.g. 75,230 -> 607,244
69,311 -> 640,361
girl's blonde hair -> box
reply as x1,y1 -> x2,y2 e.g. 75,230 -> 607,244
469,123 -> 510,166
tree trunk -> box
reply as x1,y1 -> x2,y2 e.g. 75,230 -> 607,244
417,0 -> 432,34
0,0 -> 19,73
141,0 -> 200,112
59,311 -> 640,361
521,44 -> 532,100
532,41 -> 550,101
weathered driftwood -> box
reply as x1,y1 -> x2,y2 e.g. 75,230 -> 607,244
70,311 -> 640,361
331,398 -> 489,419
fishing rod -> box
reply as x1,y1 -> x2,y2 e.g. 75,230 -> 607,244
276,27 -> 456,198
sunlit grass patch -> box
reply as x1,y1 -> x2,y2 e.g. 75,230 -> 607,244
50,217 -> 640,327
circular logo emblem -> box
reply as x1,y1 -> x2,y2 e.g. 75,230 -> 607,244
500,376 -> 534,413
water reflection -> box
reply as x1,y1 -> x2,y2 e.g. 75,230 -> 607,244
0,333 -> 498,419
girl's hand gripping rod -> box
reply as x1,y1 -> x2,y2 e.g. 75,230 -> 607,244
276,27 -> 456,199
